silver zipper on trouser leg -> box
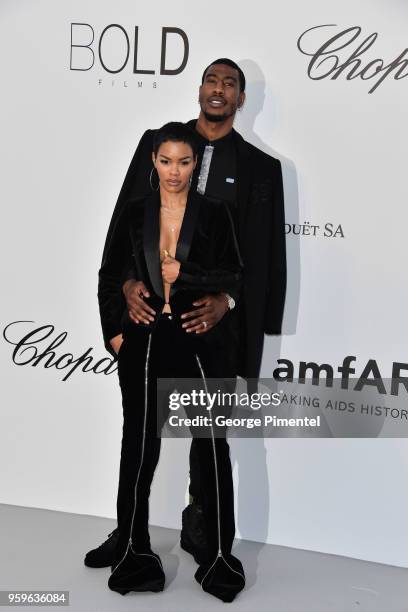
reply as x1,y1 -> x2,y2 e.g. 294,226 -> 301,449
194,354 -> 245,585
111,333 -> 163,575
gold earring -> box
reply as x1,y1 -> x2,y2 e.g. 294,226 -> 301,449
149,167 -> 160,191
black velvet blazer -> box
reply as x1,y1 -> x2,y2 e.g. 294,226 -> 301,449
98,190 -> 243,357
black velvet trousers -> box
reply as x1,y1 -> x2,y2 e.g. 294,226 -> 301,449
110,312 -> 245,601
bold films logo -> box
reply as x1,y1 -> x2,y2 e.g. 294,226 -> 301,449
69,22 -> 189,89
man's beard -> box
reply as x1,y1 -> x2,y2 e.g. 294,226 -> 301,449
202,109 -> 230,122
202,103 -> 236,123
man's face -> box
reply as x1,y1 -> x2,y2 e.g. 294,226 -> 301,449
199,64 -> 245,123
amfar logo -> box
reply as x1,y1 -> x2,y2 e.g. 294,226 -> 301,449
297,24 -> 408,93
274,357 -> 408,398
70,22 -> 189,76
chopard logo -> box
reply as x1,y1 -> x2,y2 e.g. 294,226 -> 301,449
3,321 -> 117,382
297,24 -> 408,93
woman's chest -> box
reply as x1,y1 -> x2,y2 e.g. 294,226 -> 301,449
159,208 -> 185,258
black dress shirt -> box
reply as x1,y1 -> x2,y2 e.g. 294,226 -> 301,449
191,127 -> 237,205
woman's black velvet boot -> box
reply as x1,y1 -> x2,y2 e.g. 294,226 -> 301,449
195,552 -> 245,603
108,547 -> 165,595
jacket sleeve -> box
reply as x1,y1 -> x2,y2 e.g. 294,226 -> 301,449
174,201 -> 243,301
97,201 -> 133,356
100,130 -> 153,265
264,159 -> 287,334
97,130 -> 153,354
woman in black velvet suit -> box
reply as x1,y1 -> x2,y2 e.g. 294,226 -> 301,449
98,123 -> 245,602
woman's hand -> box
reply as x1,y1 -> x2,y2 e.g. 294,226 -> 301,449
110,333 -> 124,355
161,255 -> 180,284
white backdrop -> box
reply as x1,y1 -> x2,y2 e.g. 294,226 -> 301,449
1,0 -> 408,568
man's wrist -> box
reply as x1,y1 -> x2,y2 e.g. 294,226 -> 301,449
122,278 -> 136,297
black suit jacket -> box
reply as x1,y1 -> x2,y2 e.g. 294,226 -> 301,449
99,120 -> 286,377
98,190 -> 243,359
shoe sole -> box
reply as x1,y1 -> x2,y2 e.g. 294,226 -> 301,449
110,579 -> 165,595
84,558 -> 113,568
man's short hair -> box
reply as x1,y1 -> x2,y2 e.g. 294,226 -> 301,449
201,58 -> 246,93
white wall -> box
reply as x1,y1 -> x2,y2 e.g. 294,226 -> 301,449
1,0 -> 408,568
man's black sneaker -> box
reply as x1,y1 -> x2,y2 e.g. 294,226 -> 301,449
180,502 -> 209,565
84,528 -> 119,568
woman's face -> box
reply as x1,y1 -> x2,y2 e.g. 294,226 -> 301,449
152,140 -> 196,194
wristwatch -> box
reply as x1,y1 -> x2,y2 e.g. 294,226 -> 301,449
225,293 -> 236,310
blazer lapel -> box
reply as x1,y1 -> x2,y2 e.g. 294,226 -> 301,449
170,191 -> 202,297
143,191 -> 164,299
233,129 -> 252,251
175,191 -> 201,263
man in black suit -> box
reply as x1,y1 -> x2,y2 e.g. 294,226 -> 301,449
85,58 -> 286,567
